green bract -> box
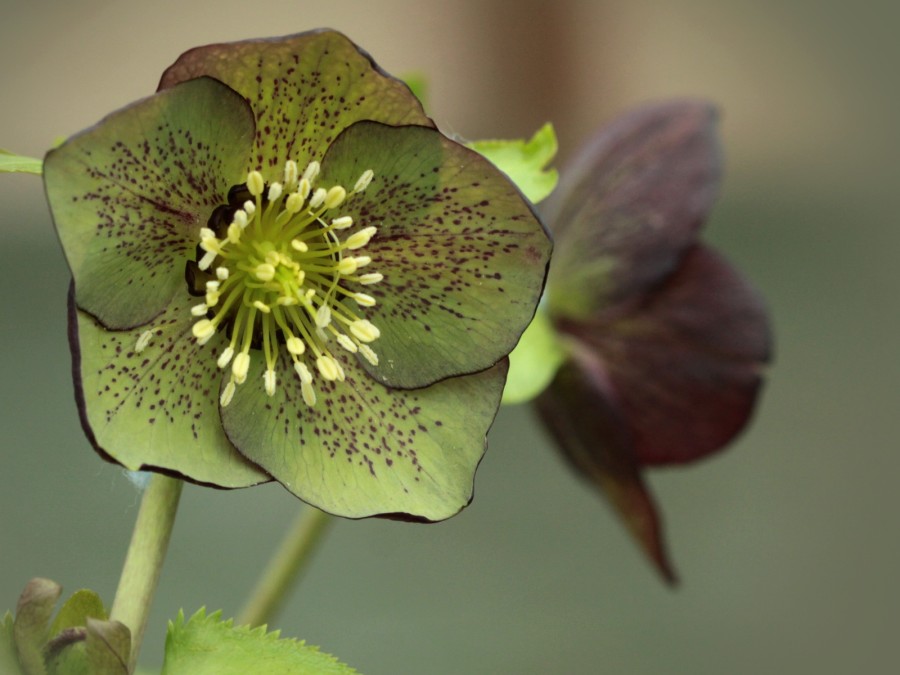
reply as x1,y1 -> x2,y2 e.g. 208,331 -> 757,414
45,31 -> 551,521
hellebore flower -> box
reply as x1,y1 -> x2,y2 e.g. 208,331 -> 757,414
44,31 -> 551,521
532,101 -> 771,581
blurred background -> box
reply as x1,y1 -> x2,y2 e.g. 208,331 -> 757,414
1,1 -> 897,673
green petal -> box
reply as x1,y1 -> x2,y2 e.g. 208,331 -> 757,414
468,123 -> 559,204
501,308 -> 566,405
158,30 -> 432,175
221,350 -> 508,521
319,121 -> 552,389
71,287 -> 270,489
44,77 -> 255,329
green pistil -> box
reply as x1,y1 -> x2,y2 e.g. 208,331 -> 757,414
187,160 -> 382,408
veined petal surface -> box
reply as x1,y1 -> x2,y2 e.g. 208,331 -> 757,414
319,121 -> 551,388
221,351 -> 508,521
70,287 -> 270,488
45,77 -> 255,329
158,30 -> 433,174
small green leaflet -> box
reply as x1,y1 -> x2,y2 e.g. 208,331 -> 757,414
0,149 -> 43,175
502,309 -> 566,405
469,123 -> 559,204
162,609 -> 359,675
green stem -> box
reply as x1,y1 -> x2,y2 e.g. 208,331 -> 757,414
237,507 -> 333,628
109,473 -> 184,673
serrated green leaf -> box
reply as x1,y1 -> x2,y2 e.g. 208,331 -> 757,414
502,309 -> 566,405
1,612 -> 26,675
162,609 -> 359,675
0,149 -> 42,175
48,591 -> 107,638
469,123 -> 559,203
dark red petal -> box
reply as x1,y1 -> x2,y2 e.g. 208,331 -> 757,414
536,354 -> 677,584
544,100 -> 721,320
559,244 -> 772,466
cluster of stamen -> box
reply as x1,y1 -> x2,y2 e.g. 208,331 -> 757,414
182,160 -> 383,407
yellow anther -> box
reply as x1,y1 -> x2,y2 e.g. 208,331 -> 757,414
350,319 -> 380,343
264,369 -> 277,396
233,209 -> 248,228
358,343 -> 379,366
283,160 -> 298,187
302,160 -> 320,183
191,303 -> 209,317
286,336 -> 306,355
285,191 -> 304,214
254,263 -> 276,282
232,352 -> 250,384
294,361 -> 313,384
291,238 -> 309,252
192,319 -> 215,342
220,380 -> 236,407
301,381 -> 317,406
337,257 -> 358,275
298,178 -> 311,202
198,250 -> 217,271
268,182 -> 283,202
135,330 -> 154,353
309,188 -> 327,209
252,300 -> 271,314
324,186 -> 346,209
315,305 -> 332,328
353,292 -> 376,307
247,171 -> 265,196
358,273 -> 384,285
331,216 -> 353,229
336,334 -> 358,353
316,355 -> 340,381
217,346 -> 235,369
346,226 -> 377,250
227,222 -> 242,243
216,266 -> 230,280
243,200 -> 256,216
354,169 -> 374,193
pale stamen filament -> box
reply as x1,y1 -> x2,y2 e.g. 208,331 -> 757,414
190,160 -> 382,407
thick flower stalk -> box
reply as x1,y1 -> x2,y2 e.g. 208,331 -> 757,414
44,31 -> 551,521
532,101 -> 771,580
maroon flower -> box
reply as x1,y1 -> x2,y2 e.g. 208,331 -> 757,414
535,101 -> 772,582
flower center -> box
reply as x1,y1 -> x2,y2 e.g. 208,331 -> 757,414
184,160 -> 382,408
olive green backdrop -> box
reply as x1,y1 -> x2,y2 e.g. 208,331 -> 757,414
2,1 -> 897,673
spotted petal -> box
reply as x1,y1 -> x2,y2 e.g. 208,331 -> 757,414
69,286 -> 270,488
544,100 -> 720,321
158,30 -> 433,175
318,121 -> 551,388
44,77 -> 255,329
220,352 -> 508,521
